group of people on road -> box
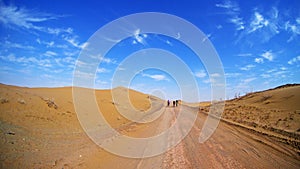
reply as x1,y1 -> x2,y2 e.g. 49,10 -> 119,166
167,99 -> 179,107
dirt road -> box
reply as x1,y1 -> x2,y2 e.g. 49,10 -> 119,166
1,104 -> 299,168
82,104 -> 300,169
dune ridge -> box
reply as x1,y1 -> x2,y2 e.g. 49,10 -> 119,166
199,84 -> 300,153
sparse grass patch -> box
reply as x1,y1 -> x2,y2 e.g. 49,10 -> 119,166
46,98 -> 58,109
17,98 -> 26,104
0,97 -> 9,104
40,97 -> 58,109
260,94 -> 272,102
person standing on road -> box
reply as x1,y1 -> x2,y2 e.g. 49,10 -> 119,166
167,100 -> 170,107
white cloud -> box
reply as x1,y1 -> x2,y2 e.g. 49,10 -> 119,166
176,32 -> 181,39
0,4 -> 55,30
273,70 -> 287,77
230,16 -> 245,30
132,40 -> 137,44
133,29 -> 147,45
202,33 -> 212,42
248,12 -> 269,33
210,73 -> 221,77
261,51 -> 274,61
216,0 -> 239,11
243,77 -> 256,83
142,73 -> 169,81
63,50 -> 79,57
225,72 -> 241,78
0,3 -> 70,36
203,78 -> 214,84
288,55 -> 300,65
240,64 -> 255,71
261,74 -> 271,78
44,51 -> 57,57
285,20 -> 300,42
46,27 -> 73,35
254,58 -> 264,63
266,69 -> 276,73
100,57 -> 116,64
117,67 -> 125,71
237,53 -> 252,57
166,40 -> 172,46
74,70 -> 94,79
36,38 -> 60,48
0,54 -> 52,67
243,9 -> 280,43
216,0 -> 245,31
2,40 -> 35,50
280,67 -> 287,71
216,25 -> 223,29
63,35 -> 87,49
296,18 -> 300,24
54,56 -> 76,67
96,67 -> 109,73
194,70 -> 207,78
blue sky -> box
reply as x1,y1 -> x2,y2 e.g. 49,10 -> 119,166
0,0 -> 299,101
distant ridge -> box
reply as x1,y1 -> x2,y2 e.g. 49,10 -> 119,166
271,83 -> 300,90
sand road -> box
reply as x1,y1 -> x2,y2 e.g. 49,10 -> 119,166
45,105 -> 299,168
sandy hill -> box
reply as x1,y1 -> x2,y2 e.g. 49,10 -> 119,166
0,83 -> 155,168
0,84 -> 152,129
211,84 -> 300,141
230,84 -> 300,111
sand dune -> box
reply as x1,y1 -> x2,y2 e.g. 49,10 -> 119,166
224,84 -> 300,133
0,83 -> 299,168
199,84 -> 300,153
0,84 -> 153,168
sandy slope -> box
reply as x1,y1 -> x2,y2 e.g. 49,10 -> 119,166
0,84 -> 152,168
224,84 -> 300,131
0,83 -> 300,168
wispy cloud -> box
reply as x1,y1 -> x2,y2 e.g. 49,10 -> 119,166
202,33 -> 212,42
2,40 -> 35,50
240,64 -> 255,71
0,54 -> 52,67
285,20 -> 300,42
63,35 -> 88,49
248,12 -> 269,33
142,73 -> 169,81
0,3 -> 55,30
225,72 -> 241,78
132,29 -> 148,45
216,0 -> 239,12
216,0 -> 245,31
96,67 -> 109,73
0,2 -> 71,35
210,73 -> 221,77
246,10 -> 280,43
100,57 -> 116,64
236,6 -> 282,44
288,55 -> 300,65
194,70 -> 207,78
261,73 -> 271,78
44,51 -> 57,57
254,58 -> 264,63
243,77 -> 256,83
237,53 -> 252,57
261,51 -> 274,61
54,56 -> 76,68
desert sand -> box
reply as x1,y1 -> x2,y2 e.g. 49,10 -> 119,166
0,83 -> 299,168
